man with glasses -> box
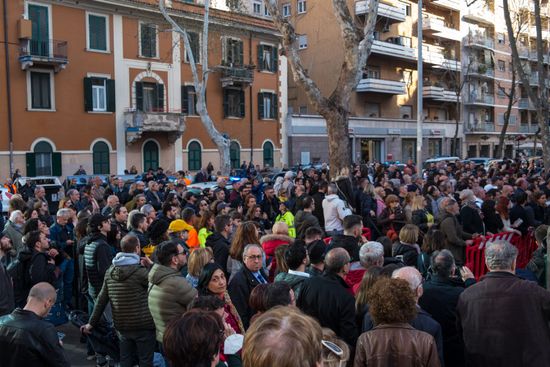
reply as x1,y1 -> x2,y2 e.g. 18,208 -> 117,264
148,241 -> 196,344
228,244 -> 269,329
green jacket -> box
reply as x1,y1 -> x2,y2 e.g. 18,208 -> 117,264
89,254 -> 155,332
274,271 -> 309,299
148,263 -> 197,342
275,211 -> 296,238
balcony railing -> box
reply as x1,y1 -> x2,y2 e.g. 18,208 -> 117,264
463,7 -> 495,25
520,124 -> 537,133
430,0 -> 461,11
466,122 -> 496,132
372,39 -> 416,60
356,0 -> 406,22
124,110 -> 185,144
518,98 -> 536,110
19,39 -> 68,71
467,63 -> 495,78
422,16 -> 462,41
423,86 -> 460,102
215,65 -> 254,87
465,93 -> 495,105
464,34 -> 494,49
356,77 -> 406,94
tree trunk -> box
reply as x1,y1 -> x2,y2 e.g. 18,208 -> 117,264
496,71 -> 515,159
322,106 -> 351,177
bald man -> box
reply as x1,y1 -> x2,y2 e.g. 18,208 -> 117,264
0,282 -> 70,366
362,267 -> 444,365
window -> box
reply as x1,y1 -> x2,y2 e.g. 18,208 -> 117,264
188,141 -> 202,171
298,35 -> 308,49
26,141 -> 61,177
84,77 -> 115,112
263,141 -> 274,167
230,141 -> 241,169
143,141 -> 159,171
253,1 -> 262,15
30,71 -> 52,110
136,82 -> 164,112
497,33 -> 506,44
365,65 -> 380,79
402,139 -> 416,162
223,89 -> 245,118
283,3 -> 291,17
400,105 -> 413,119
92,141 -> 110,174
401,1 -> 411,16
182,85 -> 197,115
264,5 -> 271,17
428,139 -> 442,157
366,103 -> 380,117
497,87 -> 505,98
299,106 -> 307,114
184,31 -> 200,63
498,60 -> 505,71
87,13 -> 108,52
140,23 -> 157,58
224,38 -> 244,66
258,92 -> 278,119
28,4 -> 49,57
258,44 -> 278,72
297,0 -> 307,13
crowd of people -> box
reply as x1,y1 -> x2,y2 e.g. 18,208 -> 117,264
1,157 -> 550,367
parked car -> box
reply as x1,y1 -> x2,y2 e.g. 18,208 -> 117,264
15,176 -> 63,215
63,175 -> 110,191
467,157 -> 503,170
423,156 -> 460,171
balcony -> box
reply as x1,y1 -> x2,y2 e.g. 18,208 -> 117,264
19,39 -> 68,72
372,39 -> 416,61
422,16 -> 462,41
530,26 -> 550,39
423,47 -> 445,65
431,0 -> 461,11
356,0 -> 406,23
423,86 -> 460,102
215,65 -> 254,87
518,98 -> 536,110
467,63 -> 495,78
356,77 -> 406,94
433,58 -> 461,71
518,46 -> 530,59
520,124 -> 538,133
466,122 -> 496,132
124,109 -> 185,144
462,7 -> 495,26
464,34 -> 494,49
464,93 -> 495,106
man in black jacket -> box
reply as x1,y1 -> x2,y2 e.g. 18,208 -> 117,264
228,244 -> 268,329
260,185 -> 279,223
297,247 -> 358,347
84,214 -> 113,302
205,215 -> 232,275
312,181 -> 327,229
0,233 -> 14,316
295,196 -> 320,239
419,250 -> 476,367
0,282 -> 70,366
27,230 -> 59,288
328,215 -> 364,262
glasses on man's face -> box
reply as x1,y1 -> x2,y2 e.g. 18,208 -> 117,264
177,250 -> 188,256
246,255 -> 262,261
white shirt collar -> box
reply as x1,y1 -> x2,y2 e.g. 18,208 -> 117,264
288,269 -> 310,278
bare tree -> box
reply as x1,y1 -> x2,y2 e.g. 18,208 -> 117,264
503,0 -> 550,170
263,0 -> 379,176
159,0 -> 231,175
495,60 -> 518,159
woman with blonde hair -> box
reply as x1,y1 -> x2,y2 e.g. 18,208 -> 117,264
373,187 -> 387,217
186,247 -> 214,288
393,224 -> 421,267
411,195 -> 434,234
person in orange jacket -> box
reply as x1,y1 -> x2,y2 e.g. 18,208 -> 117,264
181,207 -> 200,250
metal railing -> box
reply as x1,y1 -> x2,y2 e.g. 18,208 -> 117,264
20,39 -> 68,61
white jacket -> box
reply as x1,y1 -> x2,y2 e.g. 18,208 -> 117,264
322,194 -> 352,232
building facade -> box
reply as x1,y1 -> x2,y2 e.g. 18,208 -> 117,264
282,0 -> 546,165
0,0 -> 284,178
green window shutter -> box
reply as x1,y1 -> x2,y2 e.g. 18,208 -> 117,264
26,153 -> 36,177
257,44 -> 263,70
272,46 -> 278,72
52,152 -> 62,177
239,90 -> 245,118
84,77 -> 93,112
238,41 -> 244,66
135,82 -> 143,111
223,89 -> 229,117
89,15 -> 106,51
156,84 -> 165,112
106,79 -> 116,112
258,92 -> 264,119
182,85 -> 189,115
272,93 -> 278,119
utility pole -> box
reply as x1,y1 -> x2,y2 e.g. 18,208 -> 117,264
416,0 -> 423,172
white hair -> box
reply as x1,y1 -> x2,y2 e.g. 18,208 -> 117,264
359,241 -> 384,267
9,210 -> 23,222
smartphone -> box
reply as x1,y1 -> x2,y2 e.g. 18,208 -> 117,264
322,340 -> 343,356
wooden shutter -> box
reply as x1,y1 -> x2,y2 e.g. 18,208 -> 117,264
83,77 -> 93,112
271,46 -> 278,72
106,79 -> 116,112
26,153 -> 36,177
156,84 -> 165,112
272,93 -> 278,119
52,152 -> 62,177
135,82 -> 143,111
258,92 -> 264,119
237,40 -> 244,66
257,44 -> 264,70
223,89 -> 229,117
239,90 -> 245,118
182,85 -> 189,115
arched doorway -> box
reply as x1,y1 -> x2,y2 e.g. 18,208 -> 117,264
263,141 -> 274,168
92,141 -> 110,174
34,141 -> 53,176
230,141 -> 240,169
188,141 -> 202,171
143,140 -> 159,171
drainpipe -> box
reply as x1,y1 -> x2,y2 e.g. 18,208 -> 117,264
3,0 -> 14,176
249,31 -> 253,164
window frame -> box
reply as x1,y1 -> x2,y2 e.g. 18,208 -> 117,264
258,43 -> 277,72
297,0 -> 307,14
298,34 -> 308,50
139,22 -> 159,59
92,78 -> 107,112
224,88 -> 245,118
188,141 -> 202,171
282,3 -> 291,17
259,91 -> 278,120
86,12 -> 110,53
184,31 -> 201,64
27,69 -> 55,111
223,37 -> 244,66
253,0 -> 262,15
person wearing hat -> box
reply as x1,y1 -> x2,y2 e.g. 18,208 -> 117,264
168,219 -> 190,249
143,219 -> 170,258
275,201 -> 296,238
306,239 -> 326,277
181,208 -> 200,250
216,202 -> 231,216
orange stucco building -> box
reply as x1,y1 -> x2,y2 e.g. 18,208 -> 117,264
0,0 -> 284,178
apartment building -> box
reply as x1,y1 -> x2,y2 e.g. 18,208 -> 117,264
0,0 -> 283,178
283,0 -> 546,165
